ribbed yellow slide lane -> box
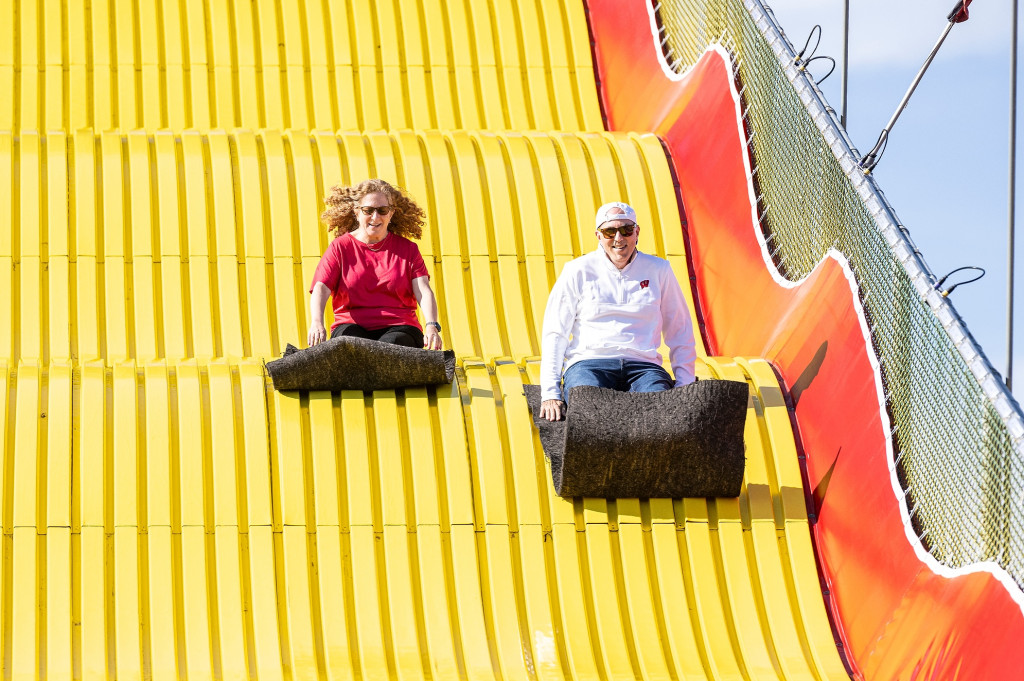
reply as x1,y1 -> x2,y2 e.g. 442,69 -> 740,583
412,385 -> 462,676
283,3 -> 313,132
732,356 -> 813,678
10,362 -> 41,681
336,391 -> 369,529
551,133 -> 599,258
113,0 -> 138,130
127,132 -> 159,363
77,362 -> 110,681
463,362 -> 510,527
397,140 -> 437,271
12,362 -> 41,532
617,500 -> 673,681
712,360 -> 790,678
206,1 -> 236,129
110,359 -> 139,591
434,381 -> 475,528
587,500 -> 646,680
18,133 -> 42,363
374,0 -> 409,131
210,133 -> 246,360
101,148 -> 131,365
411,2 -> 447,129
273,389 -> 306,529
564,2 -> 606,131
739,358 -> 851,680
373,389 -> 407,527
250,1 -> 282,130
308,390 -> 355,681
304,4 -> 336,132
143,364 -> 181,681
495,363 -> 565,679
579,132 -> 624,208
0,364 -> 7,673
15,0 -> 38,130
520,359 -> 581,528
309,392 -> 341,529
648,499 -> 708,680
46,133 -> 71,361
249,523 -> 287,680
91,1 -> 116,131
138,1 -> 163,129
444,1 -> 482,131
0,1 -> 11,129
0,140 -> 9,362
151,133 -> 183,361
180,133 -> 216,361
491,3 -> 529,130
471,365 -> 535,681
467,2 -> 508,130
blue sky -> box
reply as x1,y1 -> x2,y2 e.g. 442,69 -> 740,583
764,0 -> 1020,397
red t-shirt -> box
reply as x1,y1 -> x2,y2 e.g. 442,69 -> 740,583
310,232 -> 429,331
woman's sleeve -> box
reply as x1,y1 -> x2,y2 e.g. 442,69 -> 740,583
310,240 -> 342,293
410,243 -> 429,279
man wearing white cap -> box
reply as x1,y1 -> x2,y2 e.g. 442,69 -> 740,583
539,201 -> 697,421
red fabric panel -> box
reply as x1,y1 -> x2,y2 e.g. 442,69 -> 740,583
952,0 -> 972,23
585,1 -> 1024,678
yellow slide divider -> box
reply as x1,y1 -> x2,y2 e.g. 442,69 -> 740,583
2,0 -> 851,677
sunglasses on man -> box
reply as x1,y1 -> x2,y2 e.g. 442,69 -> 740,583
358,205 -> 393,216
598,224 -> 636,238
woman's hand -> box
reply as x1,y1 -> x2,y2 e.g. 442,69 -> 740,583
309,281 -> 332,347
308,319 -> 328,347
539,399 -> 565,421
412,276 -> 445,351
424,326 -> 443,350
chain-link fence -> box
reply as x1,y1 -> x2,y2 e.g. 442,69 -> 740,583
655,0 -> 1024,585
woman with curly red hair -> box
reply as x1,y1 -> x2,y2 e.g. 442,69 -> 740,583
308,179 -> 443,350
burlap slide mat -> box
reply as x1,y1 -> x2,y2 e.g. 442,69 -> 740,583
266,336 -> 456,392
524,381 -> 748,498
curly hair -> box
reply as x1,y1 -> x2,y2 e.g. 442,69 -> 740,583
320,179 -> 426,240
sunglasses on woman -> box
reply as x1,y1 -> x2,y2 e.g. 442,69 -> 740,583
358,205 -> 393,216
598,224 -> 636,238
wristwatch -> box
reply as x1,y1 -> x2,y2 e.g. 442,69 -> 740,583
426,321 -> 442,333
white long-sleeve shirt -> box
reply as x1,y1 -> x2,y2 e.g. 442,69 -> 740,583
540,247 -> 697,401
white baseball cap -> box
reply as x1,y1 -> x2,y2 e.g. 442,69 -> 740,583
595,201 -> 637,229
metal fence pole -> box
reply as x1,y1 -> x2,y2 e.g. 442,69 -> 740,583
1010,0 -> 1019,390
841,0 -> 850,127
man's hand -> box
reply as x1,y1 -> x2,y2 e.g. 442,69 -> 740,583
424,326 -> 443,350
308,319 -> 328,347
539,399 -> 565,421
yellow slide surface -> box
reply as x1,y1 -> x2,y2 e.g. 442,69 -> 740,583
1,2 -> 849,679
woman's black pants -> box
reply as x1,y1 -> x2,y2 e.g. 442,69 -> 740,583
331,323 -> 424,348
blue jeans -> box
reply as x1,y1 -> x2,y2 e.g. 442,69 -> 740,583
561,359 -> 673,402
